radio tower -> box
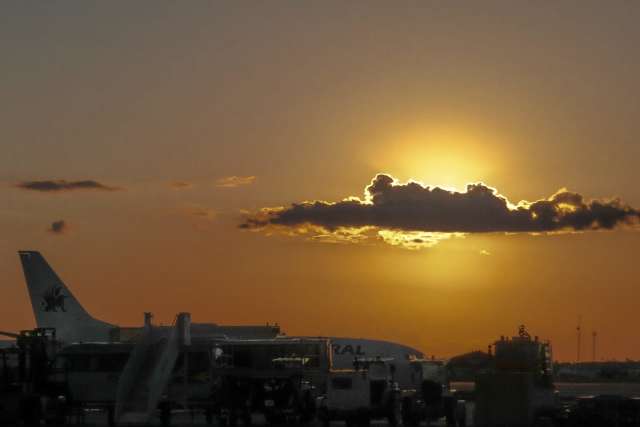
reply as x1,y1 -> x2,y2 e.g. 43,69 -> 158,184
592,330 -> 597,361
576,316 -> 582,362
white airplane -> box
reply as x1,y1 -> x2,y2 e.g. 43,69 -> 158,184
17,251 -> 424,384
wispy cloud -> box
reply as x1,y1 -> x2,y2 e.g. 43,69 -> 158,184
240,174 -> 640,249
185,205 -> 217,221
216,176 -> 256,188
169,181 -> 194,190
17,179 -> 121,192
48,220 -> 68,235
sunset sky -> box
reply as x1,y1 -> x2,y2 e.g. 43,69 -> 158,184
2,2 -> 640,361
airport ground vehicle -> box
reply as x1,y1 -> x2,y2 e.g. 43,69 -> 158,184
563,395 -> 640,427
0,339 -> 20,424
211,338 -> 330,425
260,358 -> 316,424
474,326 -> 559,427
0,329 -> 67,425
400,358 -> 460,426
317,359 -> 402,427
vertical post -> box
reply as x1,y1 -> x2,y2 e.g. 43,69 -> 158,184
176,313 -> 192,412
144,312 -> 153,331
1,351 -> 6,386
576,316 -> 582,362
176,313 -> 191,346
592,331 -> 597,361
184,346 -> 189,417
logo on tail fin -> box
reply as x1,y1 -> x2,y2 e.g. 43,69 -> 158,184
42,285 -> 67,312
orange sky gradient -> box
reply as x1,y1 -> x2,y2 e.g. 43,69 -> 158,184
1,2 -> 640,361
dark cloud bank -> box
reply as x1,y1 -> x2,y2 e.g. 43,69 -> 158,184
17,180 -> 120,192
241,174 -> 639,234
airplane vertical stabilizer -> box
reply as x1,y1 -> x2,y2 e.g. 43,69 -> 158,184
18,251 -> 113,343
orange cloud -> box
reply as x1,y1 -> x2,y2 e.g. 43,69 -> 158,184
169,181 -> 193,190
216,176 -> 256,188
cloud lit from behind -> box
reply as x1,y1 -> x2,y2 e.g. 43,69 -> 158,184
240,174 -> 640,249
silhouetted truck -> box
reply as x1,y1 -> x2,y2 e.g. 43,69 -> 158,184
318,359 -> 401,427
0,329 -> 65,425
400,359 -> 461,426
210,338 -> 330,425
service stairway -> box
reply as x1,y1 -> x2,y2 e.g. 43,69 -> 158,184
115,313 -> 191,425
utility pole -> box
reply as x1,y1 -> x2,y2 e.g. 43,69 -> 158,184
592,330 -> 597,361
576,316 -> 582,362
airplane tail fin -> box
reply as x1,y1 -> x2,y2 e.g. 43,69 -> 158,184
18,251 -> 113,342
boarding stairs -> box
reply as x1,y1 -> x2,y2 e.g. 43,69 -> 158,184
115,314 -> 187,425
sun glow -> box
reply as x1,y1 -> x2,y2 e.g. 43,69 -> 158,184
369,127 -> 502,191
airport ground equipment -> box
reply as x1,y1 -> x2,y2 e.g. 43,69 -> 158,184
0,334 -> 20,424
0,342 -> 18,424
17,328 -> 67,424
49,341 -> 130,423
48,312 -> 215,426
210,338 -> 331,425
474,325 -> 559,427
115,312 -> 186,424
0,328 -> 66,425
317,358 -> 402,427
260,357 -> 316,424
563,395 -> 640,427
400,358 -> 462,426
48,342 -> 216,426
